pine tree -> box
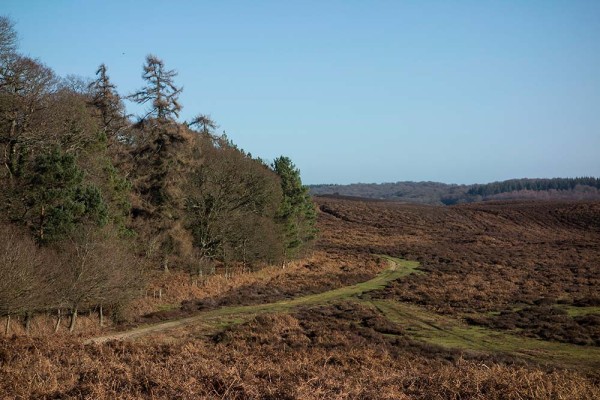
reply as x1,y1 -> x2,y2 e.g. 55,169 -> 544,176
88,63 -> 126,140
272,156 -> 317,260
21,148 -> 107,243
188,114 -> 217,135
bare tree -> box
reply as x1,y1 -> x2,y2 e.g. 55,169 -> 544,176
39,87 -> 100,155
0,223 -> 56,335
55,226 -> 144,332
0,16 -> 17,61
0,56 -> 57,181
0,221 -> 145,334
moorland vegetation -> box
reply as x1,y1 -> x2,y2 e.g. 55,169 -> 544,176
1,15 -> 599,399
1,196 -> 599,398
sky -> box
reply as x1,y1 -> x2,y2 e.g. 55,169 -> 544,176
2,1 -> 599,185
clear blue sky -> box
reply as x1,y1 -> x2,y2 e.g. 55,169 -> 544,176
3,0 -> 599,184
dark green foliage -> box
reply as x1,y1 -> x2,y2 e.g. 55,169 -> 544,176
20,148 -> 107,243
103,162 -> 133,234
272,156 -> 317,259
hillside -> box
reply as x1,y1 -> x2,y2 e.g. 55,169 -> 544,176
310,178 -> 600,205
1,16 -> 317,336
2,198 -> 599,398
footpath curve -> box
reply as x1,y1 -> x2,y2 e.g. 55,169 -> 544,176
86,257 -> 418,344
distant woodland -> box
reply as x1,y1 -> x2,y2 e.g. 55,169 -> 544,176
310,177 -> 600,205
0,16 -> 316,332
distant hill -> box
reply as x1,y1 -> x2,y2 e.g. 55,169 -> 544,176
309,178 -> 600,205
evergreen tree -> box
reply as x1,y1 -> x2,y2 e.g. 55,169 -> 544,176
128,55 -> 182,122
88,63 -> 126,140
188,114 -> 217,135
20,148 -> 107,243
272,156 -> 317,260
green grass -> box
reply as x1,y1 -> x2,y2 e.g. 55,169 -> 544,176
484,305 -> 525,316
189,255 -> 599,372
188,256 -> 419,325
560,305 -> 600,317
370,299 -> 600,373
98,256 -> 599,374
106,256 -> 418,342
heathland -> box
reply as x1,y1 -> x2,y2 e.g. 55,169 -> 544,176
1,197 -> 599,399
1,15 -> 599,399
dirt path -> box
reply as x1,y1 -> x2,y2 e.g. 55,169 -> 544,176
86,257 -> 418,344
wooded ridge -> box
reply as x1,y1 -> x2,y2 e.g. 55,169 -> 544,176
0,16 -> 316,333
310,177 -> 600,205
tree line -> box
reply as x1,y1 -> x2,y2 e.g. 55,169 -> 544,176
310,177 -> 600,205
0,16 -> 316,333
467,177 -> 600,197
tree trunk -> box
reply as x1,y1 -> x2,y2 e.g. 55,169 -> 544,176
54,309 -> 61,333
99,304 -> 104,327
4,315 -> 10,336
69,308 -> 78,333
24,312 -> 32,334
5,119 -> 17,182
39,205 -> 45,242
163,257 -> 169,272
